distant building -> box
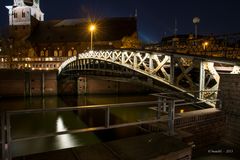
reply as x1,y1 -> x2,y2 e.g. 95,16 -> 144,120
2,0 -> 139,57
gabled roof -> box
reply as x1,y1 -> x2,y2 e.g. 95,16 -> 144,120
28,17 -> 137,43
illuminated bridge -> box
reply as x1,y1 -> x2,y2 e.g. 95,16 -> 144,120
58,49 -> 240,103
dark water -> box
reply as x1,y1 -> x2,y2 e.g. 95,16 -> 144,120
0,95 -> 154,157
0,95 -> 199,157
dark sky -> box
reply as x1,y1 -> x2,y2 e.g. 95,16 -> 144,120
1,0 -> 240,42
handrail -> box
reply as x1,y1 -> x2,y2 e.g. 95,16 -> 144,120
7,101 -> 158,115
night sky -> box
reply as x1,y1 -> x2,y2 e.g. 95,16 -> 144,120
1,0 -> 240,42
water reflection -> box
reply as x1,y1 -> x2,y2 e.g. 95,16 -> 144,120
55,116 -> 76,149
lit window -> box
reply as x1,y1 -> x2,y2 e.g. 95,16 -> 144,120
73,50 -> 77,56
45,50 -> 48,57
54,50 -> 58,57
68,50 -> 72,57
59,50 -> 63,57
40,50 -> 44,57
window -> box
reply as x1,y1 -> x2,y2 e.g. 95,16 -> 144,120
40,50 -> 44,57
22,12 -> 25,18
59,50 -> 63,57
68,50 -> 72,57
73,50 -> 77,56
54,50 -> 58,57
45,50 -> 48,57
13,12 -> 17,18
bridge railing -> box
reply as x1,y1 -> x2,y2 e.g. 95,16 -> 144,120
145,44 -> 240,60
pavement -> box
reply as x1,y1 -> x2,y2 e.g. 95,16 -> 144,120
13,132 -> 191,160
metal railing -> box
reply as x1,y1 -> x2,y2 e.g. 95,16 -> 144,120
1,93 -> 221,160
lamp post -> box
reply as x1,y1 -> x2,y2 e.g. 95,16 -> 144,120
202,41 -> 209,50
193,17 -> 200,39
89,24 -> 96,51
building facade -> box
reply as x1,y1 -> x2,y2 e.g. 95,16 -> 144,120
1,0 -> 140,58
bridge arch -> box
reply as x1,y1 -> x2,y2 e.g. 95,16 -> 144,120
58,49 -> 239,102
58,50 -> 183,91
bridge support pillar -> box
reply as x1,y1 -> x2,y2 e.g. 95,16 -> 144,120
168,100 -> 175,136
78,76 -> 88,95
41,71 -> 45,96
163,98 -> 167,112
24,71 -> 31,97
199,61 -> 205,99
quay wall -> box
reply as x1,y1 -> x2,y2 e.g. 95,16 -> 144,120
142,109 -> 225,149
0,70 -> 151,97
174,109 -> 225,148
0,70 -> 57,97
218,74 -> 240,146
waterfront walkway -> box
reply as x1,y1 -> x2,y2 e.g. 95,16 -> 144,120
14,133 -> 191,160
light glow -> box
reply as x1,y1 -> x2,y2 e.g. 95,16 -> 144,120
202,41 -> 209,50
89,24 -> 96,32
180,109 -> 184,113
56,116 -> 76,148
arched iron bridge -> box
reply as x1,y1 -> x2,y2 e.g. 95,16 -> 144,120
58,49 -> 240,103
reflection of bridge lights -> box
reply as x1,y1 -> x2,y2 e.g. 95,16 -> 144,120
56,116 -> 76,148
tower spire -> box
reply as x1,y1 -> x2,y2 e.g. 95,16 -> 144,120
6,0 -> 44,26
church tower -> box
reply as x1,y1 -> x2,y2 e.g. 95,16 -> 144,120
6,0 -> 44,26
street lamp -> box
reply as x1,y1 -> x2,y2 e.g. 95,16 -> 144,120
202,41 -> 209,50
89,24 -> 96,50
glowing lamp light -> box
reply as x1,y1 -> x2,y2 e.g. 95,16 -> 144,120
89,24 -> 96,32
203,41 -> 209,50
180,109 -> 184,113
89,24 -> 97,50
